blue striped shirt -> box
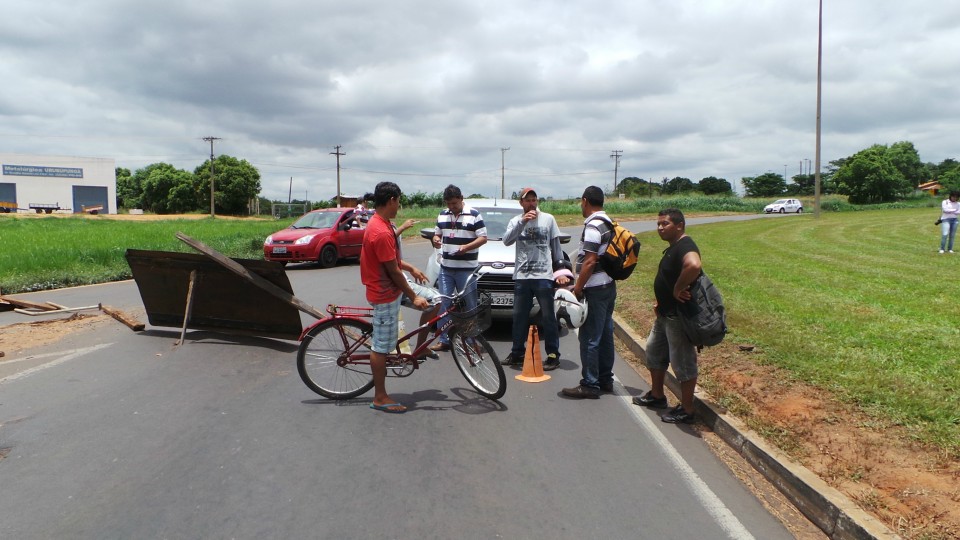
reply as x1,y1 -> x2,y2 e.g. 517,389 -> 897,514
434,205 -> 487,269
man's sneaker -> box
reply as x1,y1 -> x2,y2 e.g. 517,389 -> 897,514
599,381 -> 615,393
500,352 -> 523,366
661,404 -> 696,424
561,385 -> 600,399
632,390 -> 669,409
542,353 -> 560,371
940,249 -> 946,254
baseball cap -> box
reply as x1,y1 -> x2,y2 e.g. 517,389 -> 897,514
519,187 -> 538,200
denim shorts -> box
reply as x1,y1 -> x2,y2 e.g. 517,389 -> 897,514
371,296 -> 402,354
644,314 -> 698,382
400,278 -> 441,309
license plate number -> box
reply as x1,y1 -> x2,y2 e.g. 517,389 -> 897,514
272,247 -> 287,254
489,293 -> 513,306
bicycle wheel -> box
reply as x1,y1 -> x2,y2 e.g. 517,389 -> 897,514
450,332 -> 506,400
297,318 -> 375,399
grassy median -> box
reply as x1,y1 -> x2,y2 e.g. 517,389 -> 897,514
616,207 -> 959,455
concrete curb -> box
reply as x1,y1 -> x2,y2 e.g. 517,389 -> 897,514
612,313 -> 900,540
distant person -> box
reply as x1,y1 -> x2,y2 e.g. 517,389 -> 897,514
633,208 -> 702,424
359,182 -> 429,413
430,185 -> 487,352
562,186 -> 616,399
501,187 -> 568,371
938,190 -> 959,254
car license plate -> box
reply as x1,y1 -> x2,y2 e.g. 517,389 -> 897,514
272,247 -> 287,254
489,292 -> 513,306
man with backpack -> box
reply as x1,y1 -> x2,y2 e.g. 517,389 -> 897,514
562,186 -> 617,399
633,208 -> 702,423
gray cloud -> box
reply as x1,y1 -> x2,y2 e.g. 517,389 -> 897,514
1,0 -> 958,201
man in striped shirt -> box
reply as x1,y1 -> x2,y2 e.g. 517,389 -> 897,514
429,185 -> 488,352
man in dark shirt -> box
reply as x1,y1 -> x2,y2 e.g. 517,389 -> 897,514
632,208 -> 702,423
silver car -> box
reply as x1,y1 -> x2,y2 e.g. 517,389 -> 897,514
420,198 -> 571,319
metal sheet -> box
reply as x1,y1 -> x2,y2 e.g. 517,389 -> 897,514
125,249 -> 303,340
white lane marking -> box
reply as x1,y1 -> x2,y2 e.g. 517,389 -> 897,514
616,382 -> 755,539
571,325 -> 754,539
0,343 -> 114,384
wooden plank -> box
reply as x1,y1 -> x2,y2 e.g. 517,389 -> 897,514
0,296 -> 56,311
176,270 -> 198,346
14,304 -> 101,316
100,305 -> 145,332
175,232 -> 326,320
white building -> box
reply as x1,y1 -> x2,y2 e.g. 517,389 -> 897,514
0,153 -> 116,214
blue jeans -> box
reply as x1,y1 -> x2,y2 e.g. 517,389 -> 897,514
511,279 -> 559,357
578,284 -> 616,389
437,266 -> 477,344
940,218 -> 958,251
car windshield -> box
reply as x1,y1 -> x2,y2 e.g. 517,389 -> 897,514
475,207 -> 522,240
772,199 -> 789,204
291,211 -> 344,229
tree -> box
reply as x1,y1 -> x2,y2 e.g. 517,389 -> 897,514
832,144 -> 911,204
194,155 -> 261,215
742,172 -> 786,198
663,177 -> 695,195
115,167 -> 139,209
886,141 -> 926,187
697,176 -> 732,195
140,164 -> 197,214
786,174 -> 815,195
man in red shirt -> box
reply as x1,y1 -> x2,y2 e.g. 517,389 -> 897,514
361,182 -> 429,413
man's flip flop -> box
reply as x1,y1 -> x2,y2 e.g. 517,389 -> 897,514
370,402 -> 407,414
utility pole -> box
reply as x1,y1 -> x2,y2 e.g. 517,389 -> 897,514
500,147 -> 510,199
202,136 -> 221,217
814,0 -> 823,218
330,145 -> 345,207
610,150 -> 623,194
288,177 -> 293,203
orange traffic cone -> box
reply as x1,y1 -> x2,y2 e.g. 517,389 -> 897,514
515,325 -> 551,382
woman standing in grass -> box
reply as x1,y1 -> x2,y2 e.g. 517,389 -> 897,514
939,190 -> 960,254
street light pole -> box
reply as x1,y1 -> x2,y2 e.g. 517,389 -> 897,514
500,147 -> 510,199
814,0 -> 823,218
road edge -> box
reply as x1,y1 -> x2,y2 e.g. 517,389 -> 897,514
612,313 -> 901,540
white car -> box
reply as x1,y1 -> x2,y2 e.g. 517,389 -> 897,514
763,198 -> 803,214
419,199 -> 571,319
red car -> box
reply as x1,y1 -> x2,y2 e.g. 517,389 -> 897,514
263,208 -> 366,267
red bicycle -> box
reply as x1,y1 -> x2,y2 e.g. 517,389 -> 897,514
296,282 -> 506,400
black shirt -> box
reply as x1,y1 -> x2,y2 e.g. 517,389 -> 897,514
654,236 -> 700,316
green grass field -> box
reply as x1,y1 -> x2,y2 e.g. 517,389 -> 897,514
1,206 -> 956,454
619,207 -> 959,455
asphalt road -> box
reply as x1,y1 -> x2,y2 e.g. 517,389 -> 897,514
0,213 -> 800,539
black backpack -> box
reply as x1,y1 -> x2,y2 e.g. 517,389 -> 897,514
680,272 -> 727,349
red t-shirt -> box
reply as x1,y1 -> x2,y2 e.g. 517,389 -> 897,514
360,213 -> 402,304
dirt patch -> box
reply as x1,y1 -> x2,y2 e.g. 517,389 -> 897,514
0,313 -> 111,357
621,310 -> 960,539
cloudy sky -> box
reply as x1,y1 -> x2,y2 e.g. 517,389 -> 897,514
2,0 -> 958,201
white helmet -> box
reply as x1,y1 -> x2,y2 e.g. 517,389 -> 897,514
554,289 -> 587,329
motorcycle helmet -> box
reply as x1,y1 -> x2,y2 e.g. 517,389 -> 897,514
554,288 -> 587,329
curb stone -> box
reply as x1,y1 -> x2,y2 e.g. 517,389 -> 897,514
612,313 -> 900,540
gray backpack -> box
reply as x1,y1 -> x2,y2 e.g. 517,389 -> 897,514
680,272 -> 727,349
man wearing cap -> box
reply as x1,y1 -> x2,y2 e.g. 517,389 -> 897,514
501,187 -> 569,370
